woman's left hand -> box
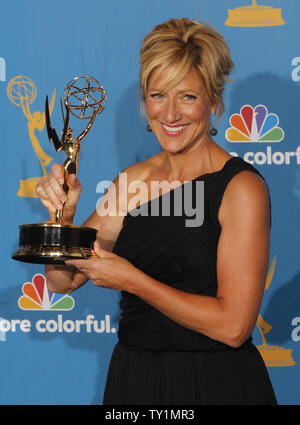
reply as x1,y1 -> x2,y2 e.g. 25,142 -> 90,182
65,241 -> 139,293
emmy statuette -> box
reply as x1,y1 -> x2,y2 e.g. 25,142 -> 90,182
12,76 -> 107,264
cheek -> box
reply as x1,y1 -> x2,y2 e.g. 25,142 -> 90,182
187,105 -> 211,123
146,101 -> 161,119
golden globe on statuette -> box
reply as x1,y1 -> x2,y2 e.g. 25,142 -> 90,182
12,76 -> 107,265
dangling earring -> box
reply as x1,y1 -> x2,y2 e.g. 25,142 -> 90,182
210,127 -> 217,136
146,124 -> 152,132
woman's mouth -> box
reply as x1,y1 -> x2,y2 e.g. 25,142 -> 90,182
161,123 -> 189,136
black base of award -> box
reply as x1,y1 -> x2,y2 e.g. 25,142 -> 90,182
12,223 -> 98,264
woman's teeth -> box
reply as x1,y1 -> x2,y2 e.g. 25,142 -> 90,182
162,124 -> 188,132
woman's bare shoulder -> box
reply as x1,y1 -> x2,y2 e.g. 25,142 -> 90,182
219,170 -> 270,229
225,170 -> 269,199
120,153 -> 164,184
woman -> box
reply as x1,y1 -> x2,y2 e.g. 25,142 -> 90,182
36,18 -> 277,405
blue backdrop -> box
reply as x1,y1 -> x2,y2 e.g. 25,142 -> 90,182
0,0 -> 299,405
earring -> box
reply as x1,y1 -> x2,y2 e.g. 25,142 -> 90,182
146,124 -> 152,132
210,127 -> 217,136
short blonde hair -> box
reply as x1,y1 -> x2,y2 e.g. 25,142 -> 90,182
140,18 -> 234,118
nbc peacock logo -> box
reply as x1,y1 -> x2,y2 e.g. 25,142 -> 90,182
18,274 -> 74,311
226,105 -> 284,143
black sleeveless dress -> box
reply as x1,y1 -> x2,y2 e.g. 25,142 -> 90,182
103,156 -> 277,405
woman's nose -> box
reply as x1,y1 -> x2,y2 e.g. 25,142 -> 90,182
163,98 -> 182,123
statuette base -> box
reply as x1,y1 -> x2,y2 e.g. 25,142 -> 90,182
12,222 -> 98,265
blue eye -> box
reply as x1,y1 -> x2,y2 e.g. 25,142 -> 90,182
184,94 -> 196,100
150,93 -> 164,99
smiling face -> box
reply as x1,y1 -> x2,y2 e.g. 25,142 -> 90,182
145,67 -> 217,154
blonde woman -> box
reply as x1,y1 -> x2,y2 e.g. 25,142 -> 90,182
36,18 -> 277,405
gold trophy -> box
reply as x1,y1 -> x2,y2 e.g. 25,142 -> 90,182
12,76 -> 107,264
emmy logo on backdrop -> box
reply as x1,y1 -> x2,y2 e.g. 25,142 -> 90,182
256,256 -> 296,366
7,75 -> 56,197
225,0 -> 285,27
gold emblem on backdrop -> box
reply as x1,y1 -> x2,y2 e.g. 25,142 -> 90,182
7,76 -> 56,197
226,0 -> 285,27
256,256 -> 296,367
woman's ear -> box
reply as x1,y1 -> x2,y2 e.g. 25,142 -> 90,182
211,102 -> 217,116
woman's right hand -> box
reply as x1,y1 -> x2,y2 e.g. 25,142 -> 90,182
36,164 -> 82,223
